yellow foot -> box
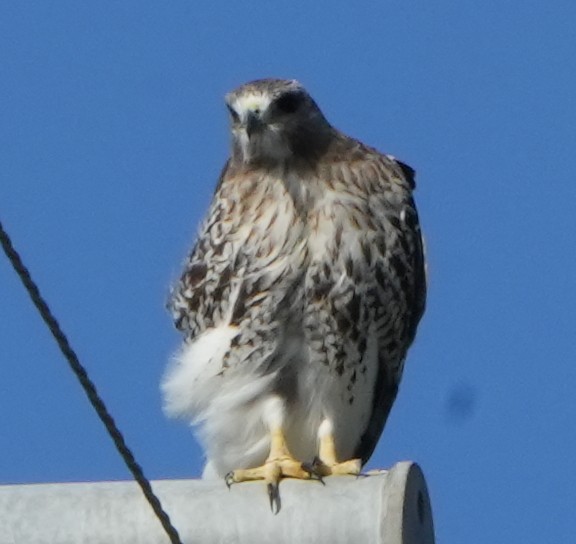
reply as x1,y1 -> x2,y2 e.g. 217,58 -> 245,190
303,456 -> 362,478
311,421 -> 362,477
224,428 -> 319,513
225,455 -> 315,512
225,456 -> 312,484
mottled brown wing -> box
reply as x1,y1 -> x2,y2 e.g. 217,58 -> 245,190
353,158 -> 427,464
168,160 -> 233,337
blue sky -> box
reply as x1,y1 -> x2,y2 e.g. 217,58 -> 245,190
1,2 -> 575,542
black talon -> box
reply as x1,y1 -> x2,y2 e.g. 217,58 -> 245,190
301,461 -> 314,474
267,482 -> 281,514
301,457 -> 326,484
225,471 -> 235,489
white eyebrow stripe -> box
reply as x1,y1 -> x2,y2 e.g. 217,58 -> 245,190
232,93 -> 273,118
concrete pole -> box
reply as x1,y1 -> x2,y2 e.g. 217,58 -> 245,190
0,461 -> 434,544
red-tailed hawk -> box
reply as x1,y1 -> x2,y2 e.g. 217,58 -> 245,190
162,78 -> 426,510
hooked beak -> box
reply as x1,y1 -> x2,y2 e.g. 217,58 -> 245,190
245,110 -> 263,138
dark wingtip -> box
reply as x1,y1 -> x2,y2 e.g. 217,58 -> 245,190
396,160 -> 416,189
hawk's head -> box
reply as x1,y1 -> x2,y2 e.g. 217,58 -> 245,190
225,79 -> 333,165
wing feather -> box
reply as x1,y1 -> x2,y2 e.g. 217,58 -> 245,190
310,150 -> 426,463
354,155 -> 426,463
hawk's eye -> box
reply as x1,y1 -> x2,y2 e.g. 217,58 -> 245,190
275,92 -> 304,114
227,104 -> 240,123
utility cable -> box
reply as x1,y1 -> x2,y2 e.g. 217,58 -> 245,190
0,219 -> 183,544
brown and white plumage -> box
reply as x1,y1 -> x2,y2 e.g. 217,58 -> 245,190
162,78 -> 426,483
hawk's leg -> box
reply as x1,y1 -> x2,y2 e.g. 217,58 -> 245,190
310,419 -> 362,477
224,397 -> 314,512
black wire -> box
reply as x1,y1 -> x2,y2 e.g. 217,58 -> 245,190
0,220 -> 183,544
